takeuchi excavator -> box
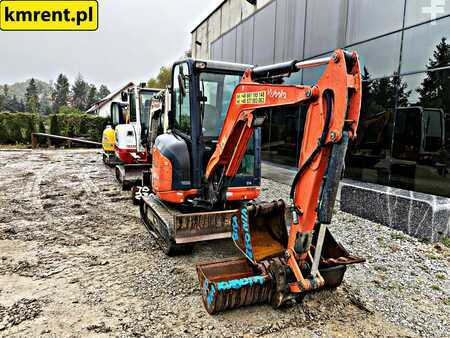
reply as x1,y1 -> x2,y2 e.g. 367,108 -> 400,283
103,85 -> 162,189
193,49 -> 365,313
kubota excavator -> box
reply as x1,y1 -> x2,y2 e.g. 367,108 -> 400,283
193,49 -> 365,313
139,59 -> 262,254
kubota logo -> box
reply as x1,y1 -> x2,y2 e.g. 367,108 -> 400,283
267,88 -> 287,99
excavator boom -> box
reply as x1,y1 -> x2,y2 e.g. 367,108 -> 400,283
197,49 -> 364,314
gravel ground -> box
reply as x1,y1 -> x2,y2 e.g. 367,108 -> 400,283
0,149 -> 448,337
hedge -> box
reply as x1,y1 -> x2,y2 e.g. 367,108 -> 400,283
0,112 -> 43,144
49,113 -> 109,142
0,112 -> 109,145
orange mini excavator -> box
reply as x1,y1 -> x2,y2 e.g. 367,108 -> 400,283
195,49 -> 365,313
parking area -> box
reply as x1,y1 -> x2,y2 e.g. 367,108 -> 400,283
0,149 -> 448,337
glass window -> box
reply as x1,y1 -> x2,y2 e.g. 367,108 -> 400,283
405,0 -> 450,27
401,17 -> 450,74
129,91 -> 136,122
390,71 -> 450,197
345,77 -> 397,186
266,106 -> 304,166
198,71 -> 255,179
236,133 -> 256,177
302,63 -> 327,86
222,28 -> 237,62
199,72 -> 242,137
111,103 -> 125,126
236,17 -> 254,64
172,63 -> 191,135
139,91 -> 157,134
304,0 -> 347,58
253,2 -> 276,65
346,0 -> 405,45
352,33 -> 402,79
210,38 -> 223,60
274,0 -> 306,62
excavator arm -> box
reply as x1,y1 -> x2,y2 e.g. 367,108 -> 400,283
205,49 -> 361,211
197,50 -> 363,313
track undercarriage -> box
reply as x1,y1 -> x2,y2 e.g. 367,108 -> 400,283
139,194 -> 238,255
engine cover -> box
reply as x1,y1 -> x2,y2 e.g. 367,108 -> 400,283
152,133 -> 191,192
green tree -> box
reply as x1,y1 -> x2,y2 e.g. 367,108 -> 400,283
39,120 -> 46,133
418,37 -> 450,111
86,84 -> 98,109
0,85 -> 7,111
147,66 -> 171,89
71,74 -> 89,111
52,74 -> 70,113
25,78 -> 40,113
7,95 -> 23,112
50,114 -> 60,135
58,105 -> 82,115
98,85 -> 110,100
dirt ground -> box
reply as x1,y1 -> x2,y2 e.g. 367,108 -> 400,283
0,149 -> 448,337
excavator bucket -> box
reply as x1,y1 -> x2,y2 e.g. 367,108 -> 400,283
197,257 -> 273,315
232,200 -> 288,263
196,200 -> 364,314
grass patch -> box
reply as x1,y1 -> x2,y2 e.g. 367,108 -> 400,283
445,298 -> 450,306
436,273 -> 446,280
425,252 -> 440,260
391,232 -> 406,241
442,237 -> 450,248
431,284 -> 441,291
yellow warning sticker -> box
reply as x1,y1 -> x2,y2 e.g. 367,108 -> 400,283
236,91 -> 266,104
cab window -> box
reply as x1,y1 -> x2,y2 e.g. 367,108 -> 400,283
199,72 -> 241,137
111,103 -> 125,126
129,91 -> 137,122
173,63 -> 191,135
140,91 -> 157,133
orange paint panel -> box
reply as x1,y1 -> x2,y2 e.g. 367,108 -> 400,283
152,147 -> 172,192
157,189 -> 199,204
226,186 -> 261,201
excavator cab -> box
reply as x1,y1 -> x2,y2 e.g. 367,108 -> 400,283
151,59 -> 261,205
114,86 -> 162,189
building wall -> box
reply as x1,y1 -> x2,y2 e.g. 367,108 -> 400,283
196,0 -> 450,199
191,0 -> 275,59
96,93 -> 127,118
97,103 -> 112,119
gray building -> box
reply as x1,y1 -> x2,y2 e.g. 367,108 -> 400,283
191,0 -> 450,241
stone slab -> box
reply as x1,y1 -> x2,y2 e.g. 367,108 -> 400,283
340,179 -> 450,242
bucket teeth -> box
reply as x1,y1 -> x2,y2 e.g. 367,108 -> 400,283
196,200 -> 364,314
197,258 -> 273,315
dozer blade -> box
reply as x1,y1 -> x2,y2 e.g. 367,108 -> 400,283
196,200 -> 364,314
115,164 -> 151,190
